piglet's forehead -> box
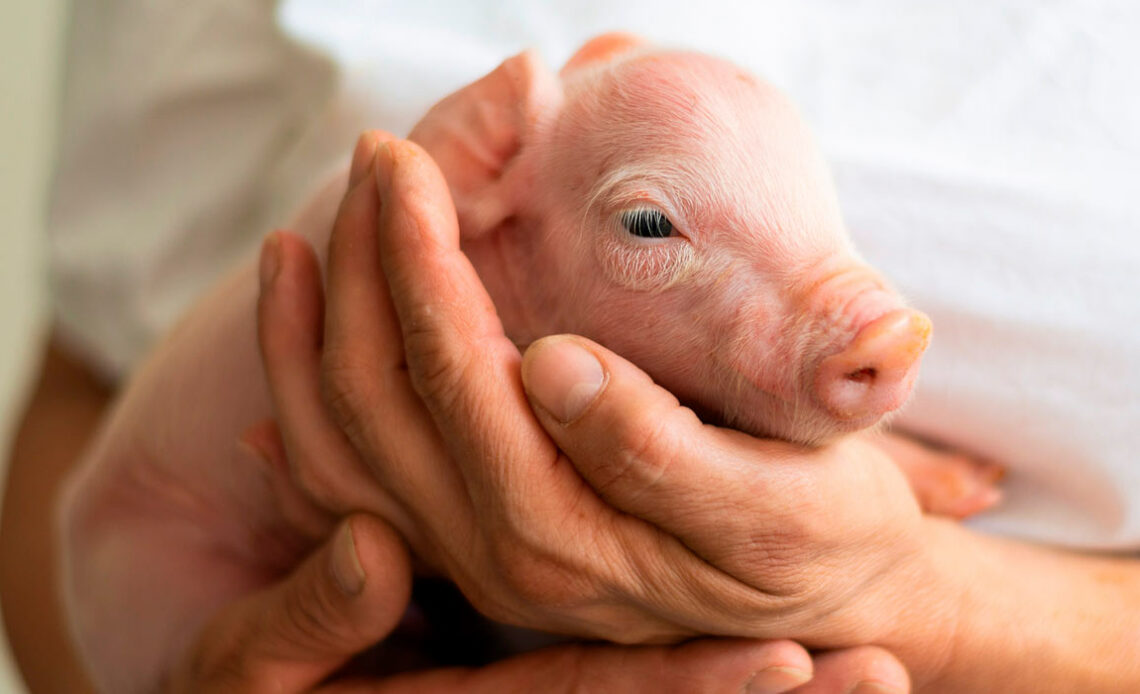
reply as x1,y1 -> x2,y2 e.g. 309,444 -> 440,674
557,51 -> 844,250
565,51 -> 800,152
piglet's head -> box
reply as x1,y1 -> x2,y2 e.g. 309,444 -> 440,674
408,34 -> 931,445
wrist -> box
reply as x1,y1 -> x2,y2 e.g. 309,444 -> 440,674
866,516 -> 968,690
895,519 -> 1140,693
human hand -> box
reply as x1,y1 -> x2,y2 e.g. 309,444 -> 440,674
516,335 -> 953,671
173,512 -> 875,694
254,132 -> 915,693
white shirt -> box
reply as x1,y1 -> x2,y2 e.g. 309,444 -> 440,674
47,0 -> 1140,549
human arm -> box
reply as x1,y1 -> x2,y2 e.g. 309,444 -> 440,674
0,339 -> 105,693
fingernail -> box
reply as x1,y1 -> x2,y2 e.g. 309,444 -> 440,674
746,665 -> 812,693
259,232 -> 281,289
523,338 -> 606,424
848,682 -> 903,694
374,141 -> 393,194
331,521 -> 366,596
348,132 -> 377,189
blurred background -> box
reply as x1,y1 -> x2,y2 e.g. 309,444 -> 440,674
0,0 -> 65,691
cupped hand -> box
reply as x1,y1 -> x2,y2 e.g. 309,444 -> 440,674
518,336 -> 955,673
255,131 -> 917,692
171,512 -> 866,694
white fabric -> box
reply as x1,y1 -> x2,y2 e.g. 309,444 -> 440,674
47,0 -> 1140,548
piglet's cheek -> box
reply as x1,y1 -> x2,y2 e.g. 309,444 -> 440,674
595,235 -> 698,291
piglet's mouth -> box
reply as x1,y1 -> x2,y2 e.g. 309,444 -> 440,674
685,388 -> 853,448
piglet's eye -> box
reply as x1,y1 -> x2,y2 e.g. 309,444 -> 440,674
620,209 -> 674,239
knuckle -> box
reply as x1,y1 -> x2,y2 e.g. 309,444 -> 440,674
469,527 -> 608,628
467,530 -> 686,646
489,543 -> 579,613
321,350 -> 378,438
598,407 -> 676,501
403,325 -> 470,412
288,457 -> 350,514
276,580 -> 344,649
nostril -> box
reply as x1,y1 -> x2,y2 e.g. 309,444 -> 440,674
846,367 -> 877,384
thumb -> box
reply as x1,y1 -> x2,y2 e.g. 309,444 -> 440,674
520,335 -> 760,530
170,515 -> 412,693
519,335 -> 802,584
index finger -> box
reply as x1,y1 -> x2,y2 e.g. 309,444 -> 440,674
371,141 -> 557,507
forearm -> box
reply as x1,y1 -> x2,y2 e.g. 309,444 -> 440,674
911,518 -> 1140,693
0,337 -> 105,693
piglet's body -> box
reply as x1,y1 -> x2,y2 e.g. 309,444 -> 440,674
62,36 -> 995,690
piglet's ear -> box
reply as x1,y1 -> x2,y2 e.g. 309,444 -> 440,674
408,50 -> 563,239
560,32 -> 646,75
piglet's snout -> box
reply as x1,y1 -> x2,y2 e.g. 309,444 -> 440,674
814,309 -> 932,421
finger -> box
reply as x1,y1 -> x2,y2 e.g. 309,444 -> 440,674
173,515 -> 411,694
257,223 -> 399,520
371,140 -> 548,509
320,639 -> 814,694
317,134 -> 481,567
520,335 -> 798,558
790,646 -> 910,694
322,130 -> 405,422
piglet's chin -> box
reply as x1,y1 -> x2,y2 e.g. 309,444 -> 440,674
721,405 -> 881,449
691,388 -> 855,448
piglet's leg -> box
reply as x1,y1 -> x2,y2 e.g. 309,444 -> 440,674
869,431 -> 1004,519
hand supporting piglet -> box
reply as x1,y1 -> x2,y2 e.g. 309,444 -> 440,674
250,134 -> 917,694
168,511 -> 888,694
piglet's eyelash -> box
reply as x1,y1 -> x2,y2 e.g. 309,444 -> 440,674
619,208 -> 677,239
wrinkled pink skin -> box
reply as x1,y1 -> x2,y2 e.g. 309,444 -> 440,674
60,39 -> 995,692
